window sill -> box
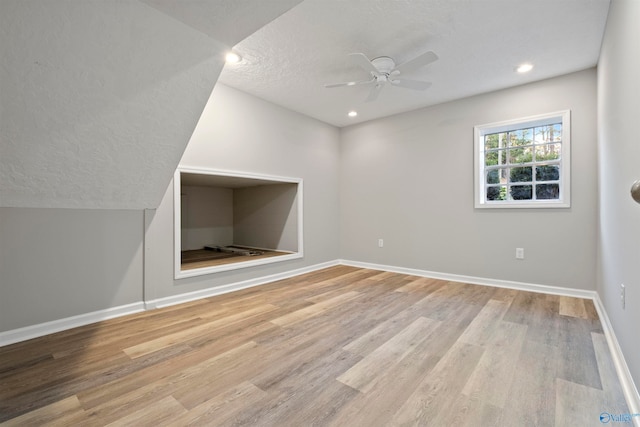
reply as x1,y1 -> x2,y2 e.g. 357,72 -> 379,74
475,200 -> 570,209
176,252 -> 303,279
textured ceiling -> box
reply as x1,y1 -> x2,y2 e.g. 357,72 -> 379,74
142,0 -> 303,47
219,0 -> 610,127
0,0 -> 302,209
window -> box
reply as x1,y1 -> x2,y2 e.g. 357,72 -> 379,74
474,110 -> 570,208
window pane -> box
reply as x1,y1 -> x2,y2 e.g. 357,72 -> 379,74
484,133 -> 499,150
535,143 -> 561,161
510,167 -> 532,182
485,149 -> 505,166
536,165 -> 560,181
534,124 -> 562,143
486,169 -> 500,184
509,128 -> 532,147
536,184 -> 560,199
508,147 -> 532,164
511,185 -> 532,200
487,186 -> 507,201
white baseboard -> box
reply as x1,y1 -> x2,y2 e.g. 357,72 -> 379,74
593,295 -> 640,424
0,302 -> 145,347
149,260 -> 340,309
339,259 -> 598,299
0,261 -> 339,348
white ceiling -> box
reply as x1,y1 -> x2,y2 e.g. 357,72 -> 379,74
142,0 -> 303,47
218,0 -> 610,128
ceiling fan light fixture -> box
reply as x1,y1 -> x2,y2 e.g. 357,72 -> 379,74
516,63 -> 533,73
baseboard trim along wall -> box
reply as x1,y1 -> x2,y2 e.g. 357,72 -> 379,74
593,294 -> 640,420
1,258 -> 638,414
340,259 -> 598,299
148,260 -> 340,309
0,302 -> 146,347
0,260 -> 339,347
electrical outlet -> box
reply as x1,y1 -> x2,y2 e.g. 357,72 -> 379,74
621,283 -> 625,309
515,248 -> 524,259
378,239 -> 384,248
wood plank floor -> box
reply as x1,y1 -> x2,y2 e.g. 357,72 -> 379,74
0,266 -> 630,426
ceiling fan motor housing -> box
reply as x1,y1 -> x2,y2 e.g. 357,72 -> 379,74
371,56 -> 396,74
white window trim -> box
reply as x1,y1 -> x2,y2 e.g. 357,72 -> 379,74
474,110 -> 571,209
174,166 -> 304,279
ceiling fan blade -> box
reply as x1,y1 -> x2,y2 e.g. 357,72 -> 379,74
365,83 -> 384,102
392,51 -> 438,75
349,53 -> 381,76
390,78 -> 432,90
324,78 -> 375,88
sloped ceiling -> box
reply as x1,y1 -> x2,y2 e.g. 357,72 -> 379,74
0,0 -> 301,209
219,0 -> 610,127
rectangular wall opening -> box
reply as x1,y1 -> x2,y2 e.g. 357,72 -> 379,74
174,167 -> 303,279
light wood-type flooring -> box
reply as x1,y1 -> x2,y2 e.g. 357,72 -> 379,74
0,266 -> 630,426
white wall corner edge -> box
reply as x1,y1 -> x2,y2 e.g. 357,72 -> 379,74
339,259 -> 640,419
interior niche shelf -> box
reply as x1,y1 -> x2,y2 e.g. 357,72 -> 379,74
174,167 -> 303,279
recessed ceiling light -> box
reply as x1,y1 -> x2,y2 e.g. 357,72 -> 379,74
516,63 -> 533,73
225,52 -> 242,64
348,111 -> 358,117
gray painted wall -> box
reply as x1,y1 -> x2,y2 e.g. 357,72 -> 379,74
597,0 -> 640,388
340,69 -> 598,290
180,182 -> 298,252
181,185 -> 234,250
145,84 -> 340,299
0,208 -> 143,331
234,184 -> 299,252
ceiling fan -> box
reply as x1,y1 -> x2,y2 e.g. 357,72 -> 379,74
325,51 -> 438,102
